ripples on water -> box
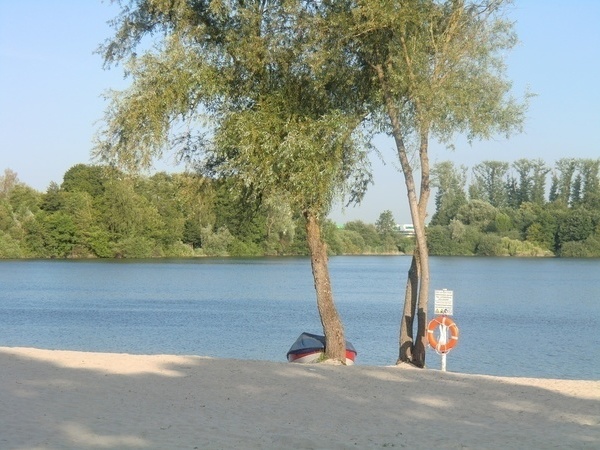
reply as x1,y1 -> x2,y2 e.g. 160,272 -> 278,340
0,257 -> 598,380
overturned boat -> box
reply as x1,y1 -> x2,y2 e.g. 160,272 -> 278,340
286,332 -> 357,365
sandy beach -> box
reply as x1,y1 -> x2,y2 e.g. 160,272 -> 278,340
1,347 -> 598,449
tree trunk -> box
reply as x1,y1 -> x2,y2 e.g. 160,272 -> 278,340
412,236 -> 430,367
304,210 -> 346,363
385,111 -> 429,367
410,128 -> 432,367
398,252 -> 419,363
375,63 -> 432,368
397,196 -> 430,368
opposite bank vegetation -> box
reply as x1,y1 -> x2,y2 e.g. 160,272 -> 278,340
2,157 -> 600,259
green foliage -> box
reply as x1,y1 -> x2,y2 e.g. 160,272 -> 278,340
3,163 -> 417,258
396,236 -> 416,255
456,200 -> 498,231
560,235 -> 600,257
497,237 -> 553,257
137,173 -> 185,245
9,184 -> 41,218
375,210 -> 396,236
0,169 -> 20,198
228,239 -> 263,257
163,241 -> 196,258
113,236 -> 157,259
85,226 -> 113,258
427,226 -> 460,256
0,200 -> 13,231
4,154 -> 600,259
557,208 -> 594,244
332,229 -> 367,255
95,0 -> 373,228
0,231 -> 22,258
475,234 -> 502,256
212,180 -> 265,248
261,194 -> 296,256
29,211 -> 78,258
431,162 -> 468,226
286,215 -> 309,256
427,225 -> 472,256
62,164 -> 107,197
490,212 -> 513,233
200,226 -> 233,257
374,211 -> 404,252
182,219 -> 202,249
41,182 -> 64,212
344,221 -> 381,251
470,161 -> 510,207
427,157 -> 600,257
525,222 -> 554,251
508,158 -> 549,207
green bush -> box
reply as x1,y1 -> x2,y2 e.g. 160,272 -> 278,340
163,241 -> 196,257
395,236 -> 415,254
200,226 -> 233,256
0,231 -> 22,258
228,238 -> 262,257
332,229 -> 366,254
475,234 -> 502,256
113,236 -> 156,258
497,237 -> 553,257
560,235 -> 600,257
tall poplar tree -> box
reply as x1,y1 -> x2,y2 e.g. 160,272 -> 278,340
471,161 -> 510,208
554,158 -> 578,206
430,161 -> 468,226
579,159 -> 600,208
94,0 -> 372,362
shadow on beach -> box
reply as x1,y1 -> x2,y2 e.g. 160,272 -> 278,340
1,347 -> 598,449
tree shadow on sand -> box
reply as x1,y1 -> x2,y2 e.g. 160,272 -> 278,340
1,348 -> 598,449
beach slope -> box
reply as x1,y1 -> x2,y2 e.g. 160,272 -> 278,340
1,347 -> 598,449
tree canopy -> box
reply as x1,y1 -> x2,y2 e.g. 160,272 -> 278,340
94,0 -> 383,363
2,157 -> 600,259
321,0 -> 529,366
96,0 -> 527,366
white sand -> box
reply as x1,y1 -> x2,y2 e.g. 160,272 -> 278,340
1,347 -> 598,449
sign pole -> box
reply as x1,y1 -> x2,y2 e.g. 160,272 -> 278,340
439,319 -> 448,372
433,289 -> 454,372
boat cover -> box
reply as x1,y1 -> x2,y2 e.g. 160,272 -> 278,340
286,332 -> 357,357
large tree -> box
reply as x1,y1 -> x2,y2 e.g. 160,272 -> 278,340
470,161 -> 510,207
330,0 -> 528,366
94,0 -> 372,362
430,161 -> 468,226
551,158 -> 578,206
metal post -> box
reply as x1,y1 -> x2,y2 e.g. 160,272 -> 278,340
439,320 -> 448,372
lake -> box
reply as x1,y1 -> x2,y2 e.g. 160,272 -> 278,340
0,256 -> 598,380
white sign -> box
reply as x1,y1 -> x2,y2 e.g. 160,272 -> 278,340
434,289 -> 454,315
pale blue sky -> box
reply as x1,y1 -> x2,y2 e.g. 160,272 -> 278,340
1,1 -> 599,224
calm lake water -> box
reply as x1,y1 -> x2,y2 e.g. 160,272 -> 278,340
0,256 -> 598,380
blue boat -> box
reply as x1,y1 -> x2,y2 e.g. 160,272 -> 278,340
286,332 -> 357,364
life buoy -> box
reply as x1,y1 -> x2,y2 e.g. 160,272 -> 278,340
427,316 -> 459,353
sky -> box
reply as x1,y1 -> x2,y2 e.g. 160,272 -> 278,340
1,1 -> 599,225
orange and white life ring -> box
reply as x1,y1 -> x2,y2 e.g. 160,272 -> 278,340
427,316 -> 459,353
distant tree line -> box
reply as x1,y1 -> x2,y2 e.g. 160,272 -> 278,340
429,158 -> 600,257
0,165 -> 411,259
2,157 -> 599,259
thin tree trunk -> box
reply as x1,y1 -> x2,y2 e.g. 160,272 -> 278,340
304,210 -> 346,363
411,128 -> 432,367
398,252 -> 419,363
374,63 -> 432,368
